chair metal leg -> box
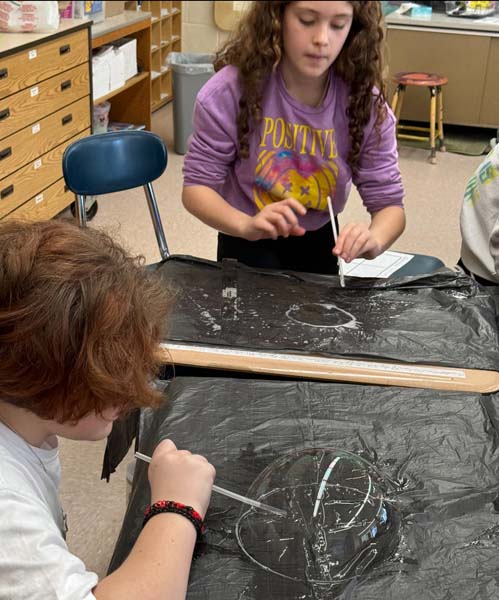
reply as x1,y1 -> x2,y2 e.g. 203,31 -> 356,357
429,87 -> 437,164
75,194 -> 87,227
437,86 -> 446,152
143,182 -> 170,260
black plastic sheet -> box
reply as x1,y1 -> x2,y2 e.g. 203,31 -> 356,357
108,376 -> 499,599
154,256 -> 499,370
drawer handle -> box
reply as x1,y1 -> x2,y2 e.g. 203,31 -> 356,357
62,114 -> 73,125
61,80 -> 72,91
0,108 -> 10,121
0,184 -> 13,199
0,68 -> 7,80
0,147 -> 12,161
59,44 -> 71,55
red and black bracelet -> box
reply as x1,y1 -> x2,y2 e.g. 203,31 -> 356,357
143,500 -> 206,536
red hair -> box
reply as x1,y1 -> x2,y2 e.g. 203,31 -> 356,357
0,220 -> 173,422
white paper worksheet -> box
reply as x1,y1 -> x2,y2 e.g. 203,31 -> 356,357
342,250 -> 414,278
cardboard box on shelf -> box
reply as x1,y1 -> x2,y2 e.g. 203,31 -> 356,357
105,1 -> 126,18
92,45 -> 126,100
92,53 -> 111,99
113,38 -> 137,81
109,46 -> 126,91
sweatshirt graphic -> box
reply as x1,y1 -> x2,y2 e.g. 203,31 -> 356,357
184,65 -> 404,231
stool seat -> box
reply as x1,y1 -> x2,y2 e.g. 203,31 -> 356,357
391,71 -> 448,164
393,71 -> 448,87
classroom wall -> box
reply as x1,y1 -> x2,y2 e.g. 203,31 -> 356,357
182,1 -> 230,53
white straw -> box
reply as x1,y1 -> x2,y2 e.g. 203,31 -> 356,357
327,195 -> 346,288
134,451 -> 287,518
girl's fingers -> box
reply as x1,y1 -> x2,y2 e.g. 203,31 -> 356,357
155,438 -> 177,454
266,210 -> 292,237
283,198 -> 307,216
346,232 -> 370,261
277,205 -> 300,227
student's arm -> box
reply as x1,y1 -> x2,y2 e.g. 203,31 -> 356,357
93,439 -> 215,600
94,512 -> 196,600
182,70 -> 306,241
182,185 -> 306,241
340,102 -> 405,262
334,206 -> 406,263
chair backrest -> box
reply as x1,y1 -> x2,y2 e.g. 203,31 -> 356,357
62,130 -> 170,259
62,130 -> 167,196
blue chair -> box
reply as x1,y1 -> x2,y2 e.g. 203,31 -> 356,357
62,131 -> 170,260
392,253 -> 445,277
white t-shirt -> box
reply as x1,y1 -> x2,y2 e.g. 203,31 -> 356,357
0,421 -> 98,599
460,144 -> 499,283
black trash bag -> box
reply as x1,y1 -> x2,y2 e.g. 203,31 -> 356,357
108,376 -> 499,599
153,256 -> 499,370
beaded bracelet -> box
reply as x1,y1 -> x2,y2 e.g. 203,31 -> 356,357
143,500 -> 205,537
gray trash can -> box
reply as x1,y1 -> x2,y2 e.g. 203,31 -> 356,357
167,52 -> 215,155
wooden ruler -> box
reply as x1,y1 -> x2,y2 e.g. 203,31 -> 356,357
159,343 -> 499,394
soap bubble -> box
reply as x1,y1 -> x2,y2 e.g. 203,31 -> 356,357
236,448 -> 400,588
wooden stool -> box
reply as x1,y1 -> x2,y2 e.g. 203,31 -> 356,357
391,72 -> 448,165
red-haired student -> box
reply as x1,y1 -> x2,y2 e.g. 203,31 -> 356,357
0,220 -> 215,600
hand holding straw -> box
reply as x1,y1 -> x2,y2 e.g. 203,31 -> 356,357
135,451 -> 287,518
327,195 -> 346,288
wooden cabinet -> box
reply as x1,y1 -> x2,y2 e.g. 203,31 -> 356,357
125,1 -> 182,111
0,21 -> 92,222
480,37 -> 499,127
91,11 -> 152,130
385,26 -> 499,128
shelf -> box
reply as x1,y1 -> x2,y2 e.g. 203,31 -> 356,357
91,11 -> 151,46
124,1 -> 180,112
152,95 -> 171,112
93,71 -> 149,104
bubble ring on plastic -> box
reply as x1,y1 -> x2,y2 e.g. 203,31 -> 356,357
286,303 -> 357,329
235,448 -> 399,586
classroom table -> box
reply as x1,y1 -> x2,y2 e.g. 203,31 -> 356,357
151,256 -> 499,392
108,376 -> 499,599
104,257 -> 499,598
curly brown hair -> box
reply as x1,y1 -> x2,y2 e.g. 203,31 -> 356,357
0,220 -> 173,423
214,1 -> 387,168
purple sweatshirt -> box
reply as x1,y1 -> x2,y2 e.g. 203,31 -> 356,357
183,65 -> 404,231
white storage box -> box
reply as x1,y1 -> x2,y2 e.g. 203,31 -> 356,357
109,46 -> 125,92
92,53 -> 111,100
92,45 -> 125,99
113,38 -> 138,81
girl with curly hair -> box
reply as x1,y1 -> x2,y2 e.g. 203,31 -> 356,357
182,1 -> 405,275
